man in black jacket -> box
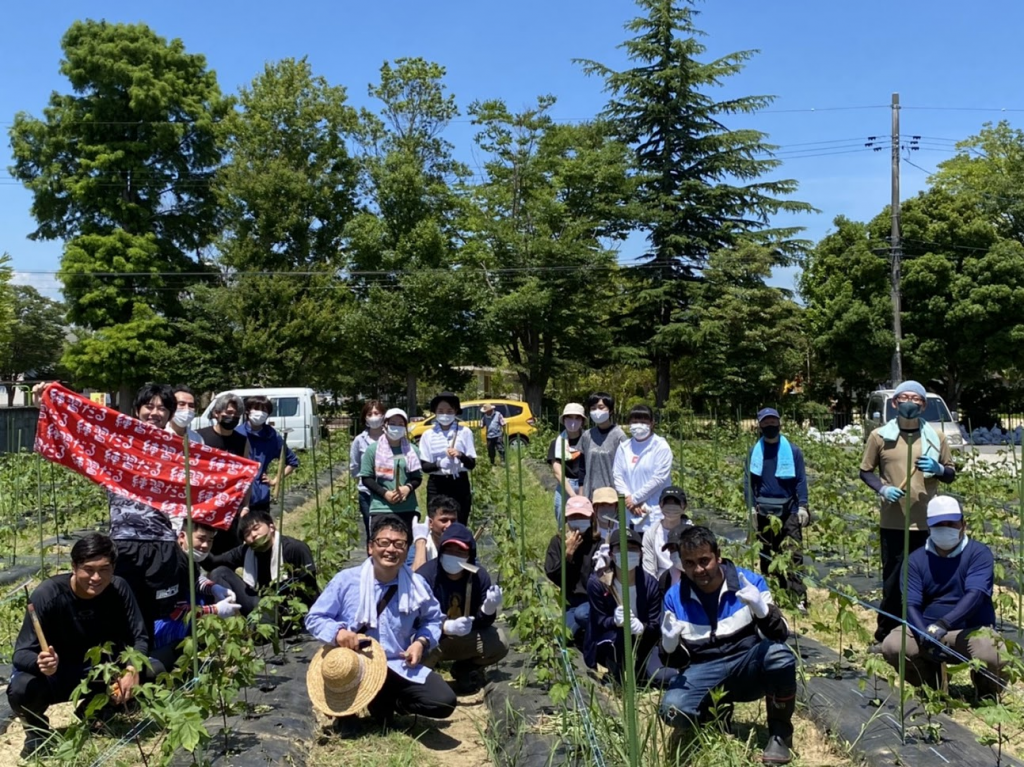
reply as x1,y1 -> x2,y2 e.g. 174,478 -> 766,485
7,534 -> 149,758
418,523 -> 508,692
204,510 -> 319,627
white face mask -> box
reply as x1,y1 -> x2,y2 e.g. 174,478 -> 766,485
670,552 -> 682,570
386,425 -> 406,441
172,408 -> 195,428
564,417 -> 582,432
436,413 -> 456,427
366,415 -> 384,429
624,552 -> 641,570
590,409 -> 610,425
248,411 -> 269,427
630,423 -> 651,441
567,519 -> 590,533
440,554 -> 466,575
930,526 -> 962,550
191,548 -> 209,563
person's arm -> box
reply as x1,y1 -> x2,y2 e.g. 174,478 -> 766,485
938,544 -> 994,629
304,573 -> 350,644
412,575 -> 443,651
285,442 -> 300,470
404,469 -> 422,492
937,437 -> 956,484
455,428 -> 476,470
642,527 -> 658,577
544,537 -> 562,587
859,469 -> 884,493
359,444 -> 389,499
473,570 -> 497,630
12,601 -> 44,673
349,436 -> 362,479
586,576 -> 618,631
632,439 -> 673,505
745,447 -> 759,508
794,446 -> 809,507
119,580 -> 150,656
904,554 -> 930,635
205,543 -> 247,571
859,435 -> 882,484
644,576 -> 664,634
613,444 -> 629,497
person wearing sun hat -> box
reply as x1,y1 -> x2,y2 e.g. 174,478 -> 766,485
860,380 -> 957,644
418,523 -> 509,693
545,495 -> 603,645
880,495 -> 1005,698
480,403 -> 506,465
419,392 -> 477,526
549,403 -> 588,523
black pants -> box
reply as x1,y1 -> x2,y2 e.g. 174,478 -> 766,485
595,630 -> 660,683
8,668 -> 107,729
212,514 -> 243,555
427,474 -> 472,526
358,492 -> 372,545
486,437 -> 504,465
209,567 -> 262,615
366,668 -> 457,721
876,528 -> 930,642
756,512 -> 806,601
114,539 -> 186,643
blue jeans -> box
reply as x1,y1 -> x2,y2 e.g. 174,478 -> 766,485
659,639 -> 795,727
554,478 -> 581,523
565,601 -> 590,633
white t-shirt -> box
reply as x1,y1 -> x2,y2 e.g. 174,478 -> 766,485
419,423 -> 477,476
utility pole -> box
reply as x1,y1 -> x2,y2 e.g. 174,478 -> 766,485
890,92 -> 903,385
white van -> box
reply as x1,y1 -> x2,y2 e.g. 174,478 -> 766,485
863,389 -> 965,449
194,387 -> 321,451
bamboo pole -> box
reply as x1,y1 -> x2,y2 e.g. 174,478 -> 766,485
182,436 -> 200,682
897,432 -> 914,743
617,493 -> 640,767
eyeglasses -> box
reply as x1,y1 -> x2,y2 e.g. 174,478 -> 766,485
894,394 -> 925,404
372,538 -> 409,552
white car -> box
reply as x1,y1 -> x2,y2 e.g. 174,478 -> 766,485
193,387 -> 321,451
863,389 -> 965,449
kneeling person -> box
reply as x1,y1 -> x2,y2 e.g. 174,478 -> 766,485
305,514 -> 456,725
7,534 -> 148,758
418,523 -> 509,692
881,496 -> 1006,698
659,526 -> 795,765
204,510 -> 319,623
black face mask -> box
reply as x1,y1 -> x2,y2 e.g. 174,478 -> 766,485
219,415 -> 240,429
761,425 -> 781,440
897,401 -> 922,419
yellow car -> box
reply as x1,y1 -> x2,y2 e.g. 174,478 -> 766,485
408,399 -> 538,445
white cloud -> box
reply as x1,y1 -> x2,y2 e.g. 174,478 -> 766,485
10,271 -> 64,298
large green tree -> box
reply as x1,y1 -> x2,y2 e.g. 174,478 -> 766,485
8,20 -> 229,402
580,0 -> 811,406
463,97 -> 633,415
0,285 -> 67,404
344,58 -> 480,409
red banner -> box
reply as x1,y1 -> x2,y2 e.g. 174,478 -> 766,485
34,384 -> 259,530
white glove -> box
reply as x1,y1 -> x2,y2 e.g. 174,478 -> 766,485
736,572 -> 770,619
443,617 -> 475,637
661,611 -> 683,653
629,614 -> 644,636
225,589 -> 236,603
796,507 -> 810,527
481,585 -> 503,615
613,605 -> 626,627
215,598 -> 242,618
412,522 -> 429,543
592,543 -> 610,572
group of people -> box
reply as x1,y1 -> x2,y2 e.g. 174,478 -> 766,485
5,379 -> 1012,764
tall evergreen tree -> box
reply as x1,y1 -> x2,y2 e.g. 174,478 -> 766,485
580,0 -> 811,405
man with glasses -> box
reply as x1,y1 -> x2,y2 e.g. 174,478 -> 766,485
860,380 -> 956,645
306,514 -> 455,734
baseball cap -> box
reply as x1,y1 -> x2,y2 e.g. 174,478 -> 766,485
564,496 -> 594,518
383,408 -> 408,423
927,495 -> 963,526
661,521 -> 698,551
660,485 -> 688,507
609,528 -> 643,551
591,487 -> 618,505
439,522 -> 475,551
756,408 -> 780,423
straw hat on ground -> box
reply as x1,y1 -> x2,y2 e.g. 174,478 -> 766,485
306,639 -> 388,718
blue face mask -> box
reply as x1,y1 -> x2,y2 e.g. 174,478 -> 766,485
897,401 -> 922,419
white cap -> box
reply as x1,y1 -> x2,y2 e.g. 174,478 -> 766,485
383,408 -> 408,424
927,495 -> 963,526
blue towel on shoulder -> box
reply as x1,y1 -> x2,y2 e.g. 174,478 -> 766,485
875,418 -> 941,477
749,436 -> 795,479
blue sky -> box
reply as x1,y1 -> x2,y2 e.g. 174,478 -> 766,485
3,0 -> 1024,299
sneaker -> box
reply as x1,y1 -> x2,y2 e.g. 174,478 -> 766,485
331,716 -> 364,739
796,601 -> 808,616
451,668 -> 486,695
761,734 -> 792,764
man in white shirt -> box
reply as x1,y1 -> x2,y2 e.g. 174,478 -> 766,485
613,405 -> 674,533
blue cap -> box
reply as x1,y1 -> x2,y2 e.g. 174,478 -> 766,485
894,380 -> 927,399
756,407 -> 781,423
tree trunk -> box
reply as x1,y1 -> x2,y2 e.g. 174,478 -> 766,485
655,355 -> 670,409
118,382 -> 132,414
523,379 -> 545,421
6,386 -> 14,408
406,372 -> 417,417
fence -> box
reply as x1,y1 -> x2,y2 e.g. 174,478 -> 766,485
0,407 -> 38,456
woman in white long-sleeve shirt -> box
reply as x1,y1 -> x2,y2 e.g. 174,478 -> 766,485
613,404 -> 674,533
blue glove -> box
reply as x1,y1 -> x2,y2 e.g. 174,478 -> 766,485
880,485 -> 904,503
916,456 -> 943,475
211,584 -> 230,602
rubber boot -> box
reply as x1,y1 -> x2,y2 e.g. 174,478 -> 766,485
762,692 -> 795,764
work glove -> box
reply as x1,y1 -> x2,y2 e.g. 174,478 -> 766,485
214,598 -> 242,618
926,623 -> 948,643
412,521 -> 429,543
735,572 -> 770,619
592,543 -> 611,572
661,611 -> 684,653
879,485 -> 905,503
443,617 -> 475,637
796,507 -> 810,527
629,613 -> 644,636
211,585 -> 236,604
916,456 -> 943,475
481,585 -> 503,615
613,605 -> 626,627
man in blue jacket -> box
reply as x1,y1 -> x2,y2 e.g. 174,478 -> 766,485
881,495 -> 1006,698
659,526 -> 795,765
747,407 -> 809,610
240,395 -> 300,511
417,523 -> 508,693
